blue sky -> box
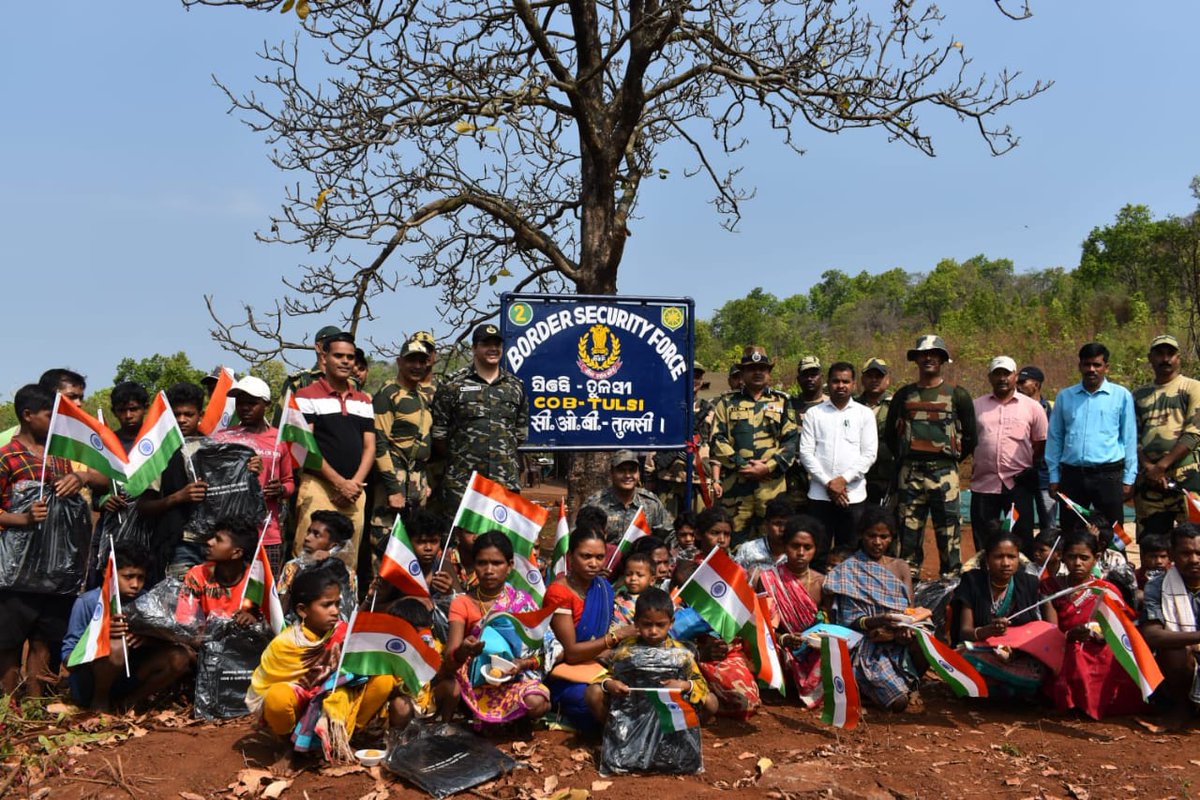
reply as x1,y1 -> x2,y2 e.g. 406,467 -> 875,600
2,1 -> 1197,398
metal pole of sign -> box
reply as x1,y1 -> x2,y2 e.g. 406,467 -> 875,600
683,317 -> 695,511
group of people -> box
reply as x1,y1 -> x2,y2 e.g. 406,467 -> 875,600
0,324 -> 1198,773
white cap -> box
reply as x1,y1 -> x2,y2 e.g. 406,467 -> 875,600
988,356 -> 1017,374
228,375 -> 271,402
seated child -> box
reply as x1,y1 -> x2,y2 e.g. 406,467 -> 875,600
589,588 -> 717,774
1028,529 -> 1064,577
62,544 -> 190,711
825,545 -> 855,572
613,552 -> 655,627
279,510 -> 357,621
409,509 -> 459,598
630,536 -> 672,588
175,521 -> 258,630
1136,533 -> 1171,590
734,497 -> 793,578
671,511 -> 699,564
246,569 -> 407,759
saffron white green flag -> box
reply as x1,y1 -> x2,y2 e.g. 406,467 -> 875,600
123,392 -> 185,497
453,471 -> 548,557
339,610 -> 441,695
278,391 -> 323,471
45,394 -> 129,483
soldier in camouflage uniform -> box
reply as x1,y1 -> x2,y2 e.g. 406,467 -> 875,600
586,450 -> 674,543
273,324 -> 342,425
1134,334 -> 1200,538
653,362 -> 719,515
884,335 -> 977,577
855,358 -> 894,508
710,347 -> 799,545
408,330 -> 439,402
370,340 -> 434,553
431,323 -> 528,514
785,355 -> 826,509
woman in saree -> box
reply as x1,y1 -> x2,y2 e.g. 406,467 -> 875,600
246,570 -> 404,762
953,530 -> 1057,699
543,527 -> 636,734
439,532 -> 549,727
1041,531 -> 1148,719
756,515 -> 826,706
822,507 -> 922,712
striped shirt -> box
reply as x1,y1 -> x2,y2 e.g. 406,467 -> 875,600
295,378 -> 373,479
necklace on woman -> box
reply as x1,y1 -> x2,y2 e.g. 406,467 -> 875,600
474,586 -> 503,611
989,578 -> 1010,615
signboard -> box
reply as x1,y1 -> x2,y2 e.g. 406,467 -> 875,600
501,293 -> 694,450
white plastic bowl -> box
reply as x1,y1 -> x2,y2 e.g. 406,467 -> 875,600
355,748 -> 386,767
483,654 -> 517,685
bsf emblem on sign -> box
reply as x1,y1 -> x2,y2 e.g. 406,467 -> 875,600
661,306 -> 685,331
577,324 -> 622,380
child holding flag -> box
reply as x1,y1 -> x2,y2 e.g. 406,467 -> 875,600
591,588 -> 715,775
62,544 -> 190,711
1043,532 -> 1148,719
175,521 -> 259,630
246,570 -> 405,756
440,532 -> 550,727
0,384 -> 107,698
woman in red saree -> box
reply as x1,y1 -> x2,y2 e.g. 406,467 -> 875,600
1041,532 -> 1148,719
756,516 -> 825,705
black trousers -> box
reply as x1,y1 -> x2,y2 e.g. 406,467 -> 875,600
808,499 -> 866,567
970,484 -> 1036,555
1058,463 -> 1126,535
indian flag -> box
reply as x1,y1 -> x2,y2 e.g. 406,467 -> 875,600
1091,588 -> 1163,701
1056,491 -> 1092,525
339,609 -> 441,695
123,392 -> 185,497
1110,520 -> 1132,552
481,606 -> 557,650
605,507 -> 650,570
453,471 -> 548,558
379,517 -> 429,597
549,500 -> 569,578
911,628 -> 987,698
645,688 -> 699,732
67,547 -> 119,667
45,394 -> 128,483
198,367 -> 237,435
278,391 -> 323,471
239,525 -> 285,634
509,549 -> 546,605
1000,503 -> 1019,533
750,595 -> 785,693
677,547 -> 756,642
819,635 -> 860,730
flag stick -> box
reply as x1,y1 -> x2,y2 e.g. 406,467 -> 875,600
1055,491 -> 1092,526
438,474 -> 475,572
334,606 -> 359,679
1038,536 -> 1061,579
270,399 -> 287,484
39,393 -> 63,500
236,513 -> 273,610
434,519 -> 458,574
109,536 -> 131,678
1005,579 -> 1096,622
670,545 -> 719,602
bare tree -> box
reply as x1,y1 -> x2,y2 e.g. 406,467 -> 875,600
188,0 -> 1047,365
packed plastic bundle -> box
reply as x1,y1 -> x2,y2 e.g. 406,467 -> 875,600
0,481 -> 91,594
187,443 -> 266,537
125,576 -> 200,644
599,644 -> 703,776
384,721 -> 516,799
194,616 -> 273,719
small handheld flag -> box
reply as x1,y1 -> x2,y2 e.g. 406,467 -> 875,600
605,507 -> 650,570
198,367 -> 238,436
1056,491 -> 1092,525
121,392 -> 186,497
676,548 -> 757,643
239,516 -> 286,634
67,546 -> 121,668
645,688 -> 700,732
45,394 -> 129,484
819,635 -> 860,730
279,391 -> 323,471
481,606 -> 557,650
1090,588 -> 1163,701
379,517 -> 430,597
549,500 -> 569,579
909,627 -> 987,698
339,609 -> 442,695
510,549 -> 546,605
1000,503 -> 1019,533
453,472 -> 548,559
1109,520 -> 1132,552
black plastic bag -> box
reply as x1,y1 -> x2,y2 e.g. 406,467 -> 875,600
126,576 -> 201,645
383,721 -> 516,799
599,644 -> 703,776
187,443 -> 266,538
914,576 -> 960,642
0,481 -> 92,594
194,616 -> 272,719
97,507 -> 155,562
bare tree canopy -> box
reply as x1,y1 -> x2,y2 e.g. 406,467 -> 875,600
187,0 -> 1049,364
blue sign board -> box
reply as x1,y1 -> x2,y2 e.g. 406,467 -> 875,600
501,293 -> 694,450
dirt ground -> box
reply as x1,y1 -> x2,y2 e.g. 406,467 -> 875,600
14,682 -> 1200,800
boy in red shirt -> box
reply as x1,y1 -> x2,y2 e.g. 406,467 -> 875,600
176,521 -> 259,630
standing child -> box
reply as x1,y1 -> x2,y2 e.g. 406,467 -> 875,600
589,588 -> 716,775
279,510 -> 357,621
1136,534 -> 1171,590
62,544 -> 191,711
0,384 -> 106,697
613,552 -> 655,627
246,570 -> 405,759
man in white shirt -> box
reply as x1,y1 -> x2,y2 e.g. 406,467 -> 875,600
799,361 -> 878,566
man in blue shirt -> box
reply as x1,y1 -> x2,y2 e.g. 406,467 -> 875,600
1045,342 -> 1137,535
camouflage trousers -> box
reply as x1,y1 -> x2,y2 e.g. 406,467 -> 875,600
720,474 -> 786,546
1135,464 -> 1200,539
896,459 -> 961,577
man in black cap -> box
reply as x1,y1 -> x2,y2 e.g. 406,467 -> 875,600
431,323 -> 528,513
275,324 -> 344,423
1016,365 -> 1055,530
